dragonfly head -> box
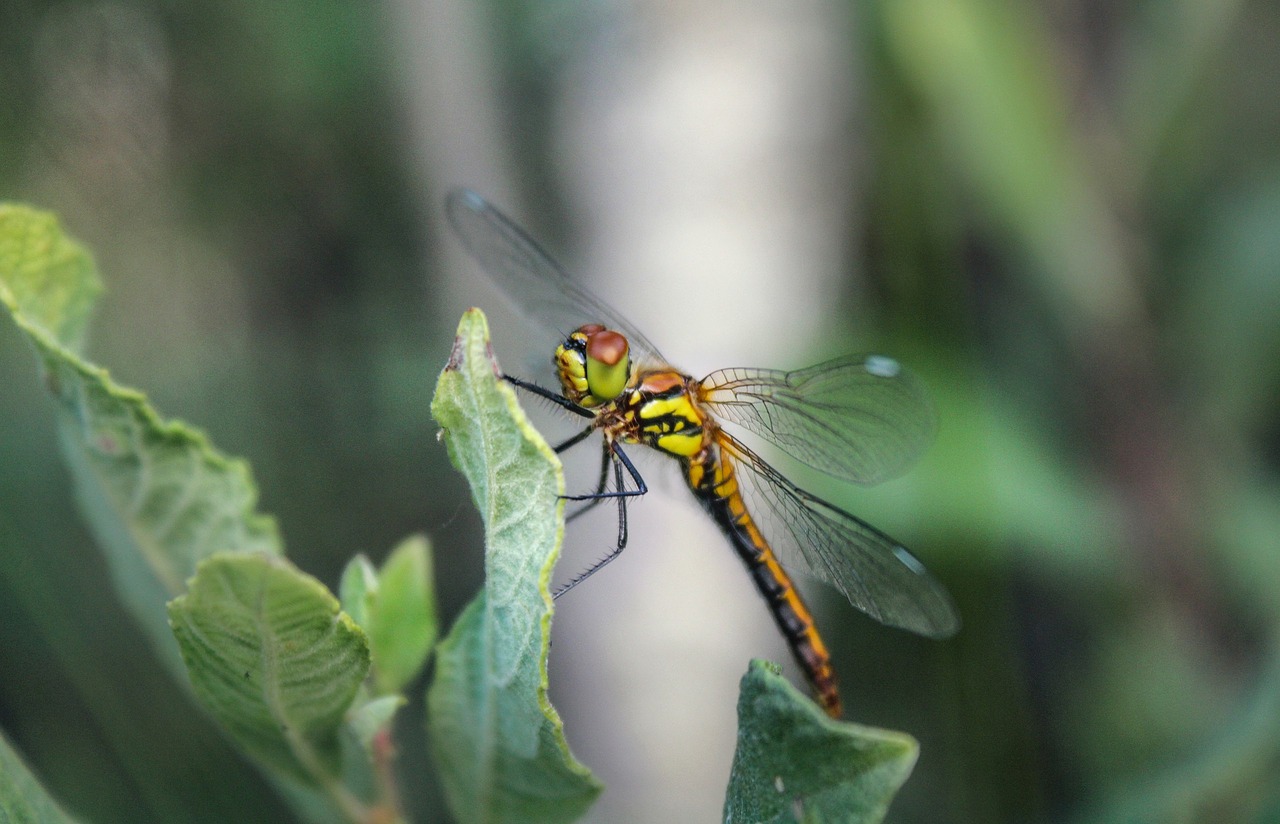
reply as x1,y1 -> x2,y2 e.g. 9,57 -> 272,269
555,324 -> 631,408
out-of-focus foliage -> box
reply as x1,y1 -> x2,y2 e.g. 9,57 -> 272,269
854,0 -> 1280,821
0,204 -> 283,674
0,729 -> 82,824
1,0 -> 1278,822
2,3 -> 449,820
0,202 -> 425,823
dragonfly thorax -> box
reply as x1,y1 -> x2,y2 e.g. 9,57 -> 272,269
622,370 -> 710,459
555,324 -> 632,408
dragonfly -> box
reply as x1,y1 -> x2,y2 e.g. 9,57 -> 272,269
445,188 -> 958,717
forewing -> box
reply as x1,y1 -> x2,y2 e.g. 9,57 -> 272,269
445,189 -> 667,368
700,355 -> 935,485
720,434 -> 958,638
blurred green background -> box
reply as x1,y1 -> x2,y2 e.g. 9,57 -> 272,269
2,0 -> 1279,822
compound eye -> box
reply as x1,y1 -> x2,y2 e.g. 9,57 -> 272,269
584,328 -> 630,401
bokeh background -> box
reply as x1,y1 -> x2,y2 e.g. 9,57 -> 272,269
2,0 -> 1279,822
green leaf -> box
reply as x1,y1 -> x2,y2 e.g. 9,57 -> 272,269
366,534 -> 437,695
0,204 -> 100,352
167,553 -> 370,793
0,729 -> 82,824
724,661 -> 919,824
2,206 -> 388,823
338,536 -> 437,697
339,554 -> 379,631
0,204 -> 281,669
426,309 -> 601,824
348,695 -> 407,751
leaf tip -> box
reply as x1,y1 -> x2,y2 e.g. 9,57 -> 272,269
446,308 -> 504,379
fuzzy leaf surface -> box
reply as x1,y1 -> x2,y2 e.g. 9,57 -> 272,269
168,553 -> 370,788
724,661 -> 919,824
426,309 -> 600,824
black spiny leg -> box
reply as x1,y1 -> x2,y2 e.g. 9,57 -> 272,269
561,441 -> 646,502
552,428 -> 622,523
565,441 -> 612,524
502,372 -> 648,598
503,374 -> 594,418
553,443 -> 646,600
553,425 -> 597,455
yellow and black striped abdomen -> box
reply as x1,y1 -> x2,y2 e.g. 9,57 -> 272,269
685,448 -> 842,718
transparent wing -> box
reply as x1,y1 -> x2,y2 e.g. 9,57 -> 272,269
445,188 -> 668,368
719,432 -> 958,638
699,355 -> 935,485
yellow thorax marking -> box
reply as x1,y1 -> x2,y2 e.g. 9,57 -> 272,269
627,372 -> 705,458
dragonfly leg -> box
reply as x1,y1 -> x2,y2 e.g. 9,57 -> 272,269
505,372 -> 644,504
561,441 -> 647,501
503,374 -> 594,419
566,441 -> 612,523
553,425 -> 596,455
557,432 -> 647,526
554,447 -> 634,600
